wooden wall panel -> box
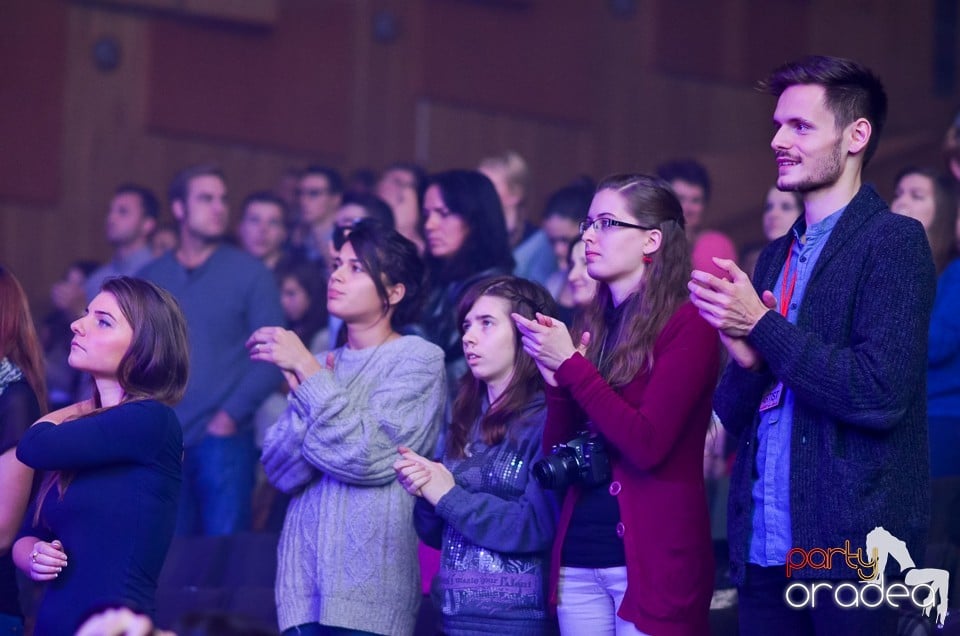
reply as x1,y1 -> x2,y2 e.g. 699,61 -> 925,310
3,4 -> 320,311
2,0 -> 957,313
421,0 -> 594,124
76,0 -> 279,26
179,0 -> 278,24
741,0 -> 810,84
0,1 -> 67,205
588,3 -> 650,179
654,0 -> 732,81
417,99 -> 594,219
146,0 -> 353,157
343,1 -> 426,171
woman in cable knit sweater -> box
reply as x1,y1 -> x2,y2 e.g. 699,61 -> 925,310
395,276 -> 559,636
252,221 -> 446,636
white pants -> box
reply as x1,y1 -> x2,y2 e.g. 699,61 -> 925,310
557,566 -> 651,636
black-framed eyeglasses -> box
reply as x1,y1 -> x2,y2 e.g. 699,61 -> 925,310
578,218 -> 657,234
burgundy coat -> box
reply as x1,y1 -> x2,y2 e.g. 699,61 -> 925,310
544,302 -> 719,636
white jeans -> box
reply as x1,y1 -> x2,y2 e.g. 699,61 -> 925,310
557,566 -> 651,636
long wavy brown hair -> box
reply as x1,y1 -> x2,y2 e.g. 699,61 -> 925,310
35,276 -> 189,523
580,174 -> 690,387
447,276 -> 557,458
0,266 -> 47,412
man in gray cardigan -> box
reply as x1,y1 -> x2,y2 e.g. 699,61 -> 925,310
689,56 -> 936,635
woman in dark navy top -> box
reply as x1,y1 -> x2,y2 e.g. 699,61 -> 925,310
13,276 -> 189,636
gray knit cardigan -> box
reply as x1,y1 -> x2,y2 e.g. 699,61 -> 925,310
262,335 -> 446,635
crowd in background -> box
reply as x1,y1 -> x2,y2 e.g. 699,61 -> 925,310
1,54 -> 960,636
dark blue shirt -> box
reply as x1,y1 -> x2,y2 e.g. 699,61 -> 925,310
17,400 -> 182,635
749,208 -> 844,566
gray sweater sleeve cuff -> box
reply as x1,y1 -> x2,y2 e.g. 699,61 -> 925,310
290,367 -> 346,419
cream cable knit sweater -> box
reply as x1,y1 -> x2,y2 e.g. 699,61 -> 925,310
262,335 -> 446,635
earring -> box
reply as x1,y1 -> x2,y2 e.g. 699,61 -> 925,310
643,255 -> 653,265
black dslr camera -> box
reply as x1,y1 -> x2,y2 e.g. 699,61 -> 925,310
533,432 -> 611,490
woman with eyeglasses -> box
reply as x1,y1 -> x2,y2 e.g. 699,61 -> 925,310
253,221 -> 446,636
395,275 -> 559,635
515,175 -> 719,636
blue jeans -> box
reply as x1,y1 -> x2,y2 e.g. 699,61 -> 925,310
281,624 -> 382,636
177,432 -> 256,536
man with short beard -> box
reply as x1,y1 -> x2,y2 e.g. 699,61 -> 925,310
85,184 -> 159,300
689,56 -> 936,635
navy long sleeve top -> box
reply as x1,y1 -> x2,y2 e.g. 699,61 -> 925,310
17,400 -> 182,636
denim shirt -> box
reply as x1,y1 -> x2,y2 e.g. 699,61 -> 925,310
748,206 -> 845,566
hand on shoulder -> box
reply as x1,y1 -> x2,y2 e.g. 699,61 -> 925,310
35,398 -> 97,426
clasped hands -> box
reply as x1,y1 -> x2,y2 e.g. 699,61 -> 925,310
687,257 -> 777,370
511,312 -> 589,386
393,313 -> 588,502
247,326 -> 329,390
27,539 -> 67,581
393,446 -> 456,506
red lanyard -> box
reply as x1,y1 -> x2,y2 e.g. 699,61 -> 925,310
779,237 -> 799,317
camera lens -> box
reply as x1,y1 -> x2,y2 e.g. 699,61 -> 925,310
532,450 -> 580,489
532,458 -> 559,489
